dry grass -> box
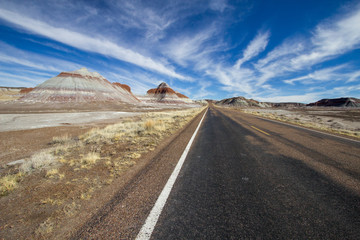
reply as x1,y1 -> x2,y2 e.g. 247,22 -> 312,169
80,152 -> 101,168
40,197 -> 64,206
45,168 -> 64,179
242,109 -> 360,139
0,173 -> 23,196
0,106 -> 205,239
144,119 -> 156,131
51,134 -> 70,144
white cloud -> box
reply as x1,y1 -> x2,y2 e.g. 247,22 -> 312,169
283,65 -> 348,84
290,6 -> 360,69
0,42 -> 82,72
283,64 -> 360,85
209,0 -> 228,12
235,31 -> 270,69
164,26 -> 223,69
0,8 -> 189,81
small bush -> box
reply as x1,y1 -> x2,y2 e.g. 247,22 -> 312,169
144,119 -> 156,131
51,134 -> 70,144
20,151 -> 58,173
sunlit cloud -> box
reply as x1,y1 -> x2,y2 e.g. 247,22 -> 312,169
0,8 -> 189,81
235,30 -> 270,69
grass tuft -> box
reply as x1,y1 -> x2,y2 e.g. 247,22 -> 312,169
144,119 -> 156,131
0,173 -> 23,196
80,152 -> 101,167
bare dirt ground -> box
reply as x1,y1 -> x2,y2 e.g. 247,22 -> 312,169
240,107 -> 360,139
0,102 -> 204,240
0,101 -> 198,114
0,112 -> 140,132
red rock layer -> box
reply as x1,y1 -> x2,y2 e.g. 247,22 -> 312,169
175,92 -> 189,98
58,72 -> 112,84
112,82 -> 131,93
147,87 -> 177,95
19,88 -> 34,94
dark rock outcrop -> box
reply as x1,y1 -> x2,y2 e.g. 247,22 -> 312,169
216,96 -> 270,108
307,97 -> 360,107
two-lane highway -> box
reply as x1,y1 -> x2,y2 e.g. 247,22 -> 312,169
147,105 -> 360,239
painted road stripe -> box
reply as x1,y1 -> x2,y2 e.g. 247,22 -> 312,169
251,125 -> 270,136
255,116 -> 360,144
136,108 -> 208,240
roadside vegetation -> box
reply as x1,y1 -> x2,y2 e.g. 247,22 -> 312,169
0,107 -> 205,239
241,108 -> 360,139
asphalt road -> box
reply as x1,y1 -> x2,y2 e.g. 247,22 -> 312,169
149,105 -> 360,239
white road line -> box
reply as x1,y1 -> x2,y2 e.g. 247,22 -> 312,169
255,116 -> 360,144
135,109 -> 208,240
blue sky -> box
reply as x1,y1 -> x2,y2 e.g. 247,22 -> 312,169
0,0 -> 360,102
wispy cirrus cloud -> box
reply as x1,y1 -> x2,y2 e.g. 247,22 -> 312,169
234,30 -> 270,69
282,64 -> 360,85
0,8 -> 189,81
0,41 -> 82,72
210,5 -> 360,100
164,26 -> 223,68
290,7 -> 360,69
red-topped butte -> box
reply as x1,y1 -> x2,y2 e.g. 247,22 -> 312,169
20,68 -> 139,103
145,82 -> 191,103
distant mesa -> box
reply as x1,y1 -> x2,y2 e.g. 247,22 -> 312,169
20,68 -> 139,103
140,82 -> 193,104
307,97 -> 360,107
216,96 -> 360,108
216,96 -> 271,108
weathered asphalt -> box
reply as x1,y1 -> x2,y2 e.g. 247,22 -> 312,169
150,106 -> 360,239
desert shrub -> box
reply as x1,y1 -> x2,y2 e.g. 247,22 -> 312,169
144,119 -> 156,131
20,151 -> 58,173
51,134 -> 70,144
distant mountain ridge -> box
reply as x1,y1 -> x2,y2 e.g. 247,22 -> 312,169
307,97 -> 360,107
216,96 -> 270,108
216,96 -> 359,108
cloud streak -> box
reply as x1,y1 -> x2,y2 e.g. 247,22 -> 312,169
0,8 -> 189,81
235,30 -> 270,69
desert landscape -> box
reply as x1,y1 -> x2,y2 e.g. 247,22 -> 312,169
0,68 -> 207,239
1,1 -> 360,238
0,68 -> 359,238
0,69 -> 359,239
215,96 -> 360,139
